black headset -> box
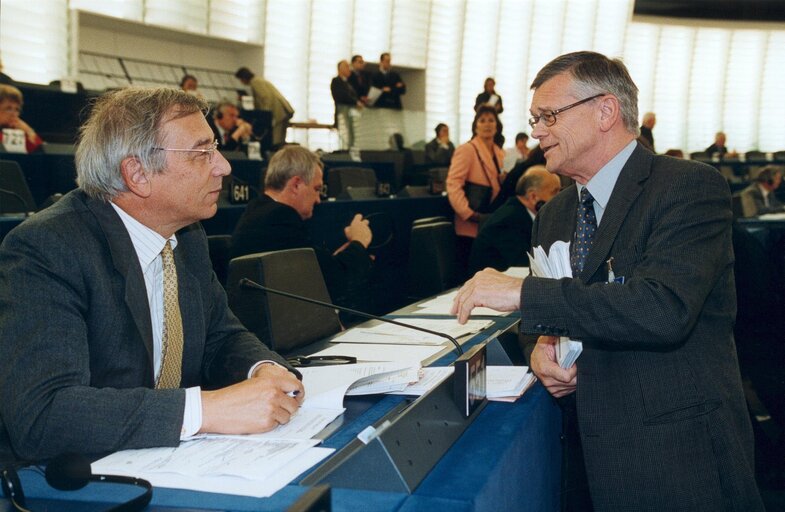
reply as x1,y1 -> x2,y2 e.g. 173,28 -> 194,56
2,453 -> 152,512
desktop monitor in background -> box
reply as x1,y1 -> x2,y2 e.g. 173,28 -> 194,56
240,109 -> 273,153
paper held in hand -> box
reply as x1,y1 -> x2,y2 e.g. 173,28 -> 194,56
528,241 -> 583,369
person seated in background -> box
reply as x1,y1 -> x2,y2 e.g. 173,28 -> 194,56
209,100 -> 253,152
180,74 -> 204,99
474,77 -> 503,114
468,166 -> 561,274
504,131 -> 530,171
231,146 -> 373,310
740,165 -> 784,217
371,53 -> 406,110
0,84 -> 43,153
424,123 -> 455,165
638,112 -> 656,152
0,87 -> 304,463
706,131 -> 732,157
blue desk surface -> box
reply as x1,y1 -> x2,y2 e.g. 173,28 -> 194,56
6,318 -> 562,511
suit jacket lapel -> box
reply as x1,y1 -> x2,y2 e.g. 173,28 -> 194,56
581,144 -> 651,281
83,194 -> 155,371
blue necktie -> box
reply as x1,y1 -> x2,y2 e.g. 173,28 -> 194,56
570,188 -> 597,277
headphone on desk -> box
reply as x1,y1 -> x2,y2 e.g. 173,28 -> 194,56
1,453 -> 152,512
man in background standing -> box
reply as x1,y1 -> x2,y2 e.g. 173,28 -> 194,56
235,67 -> 294,148
331,60 -> 364,150
638,111 -> 655,152
371,53 -> 406,110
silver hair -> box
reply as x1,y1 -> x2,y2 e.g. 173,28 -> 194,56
75,87 -> 207,200
531,51 -> 640,136
264,145 -> 324,191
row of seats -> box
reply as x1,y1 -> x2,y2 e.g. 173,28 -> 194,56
324,166 -> 447,200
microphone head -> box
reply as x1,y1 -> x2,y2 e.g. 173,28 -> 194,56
45,453 -> 92,490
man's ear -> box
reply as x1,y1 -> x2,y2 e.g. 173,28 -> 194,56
286,175 -> 304,193
598,95 -> 621,132
120,156 -> 152,198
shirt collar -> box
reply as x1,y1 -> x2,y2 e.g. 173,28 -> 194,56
577,139 -> 637,208
110,202 -> 177,271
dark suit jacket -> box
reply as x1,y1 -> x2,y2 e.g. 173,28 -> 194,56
424,138 -> 455,166
371,70 -> 406,109
522,144 -> 762,510
739,183 -> 784,217
473,91 -> 503,113
230,194 -> 372,308
0,190 -> 293,462
348,70 -> 370,98
468,197 -> 532,274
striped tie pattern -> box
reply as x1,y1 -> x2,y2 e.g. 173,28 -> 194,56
157,241 -> 183,389
570,188 -> 597,277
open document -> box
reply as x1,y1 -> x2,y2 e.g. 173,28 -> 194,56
91,362 -> 421,498
528,241 -> 582,369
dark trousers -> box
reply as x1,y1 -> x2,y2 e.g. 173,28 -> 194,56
560,394 -> 594,512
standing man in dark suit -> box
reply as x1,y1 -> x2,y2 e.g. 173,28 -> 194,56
468,166 -> 560,274
0,87 -> 304,463
371,53 -> 406,110
347,54 -> 370,103
231,146 -> 373,310
452,51 -> 762,511
208,100 -> 253,152
331,60 -> 364,150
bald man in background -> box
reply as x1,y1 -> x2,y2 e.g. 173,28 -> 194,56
468,166 -> 560,274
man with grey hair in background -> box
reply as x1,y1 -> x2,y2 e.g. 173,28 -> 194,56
231,145 -> 373,312
0,87 -> 304,464
452,51 -> 762,510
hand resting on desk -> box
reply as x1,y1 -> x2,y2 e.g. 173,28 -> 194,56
200,364 -> 304,434
531,336 -> 577,398
451,268 -> 522,323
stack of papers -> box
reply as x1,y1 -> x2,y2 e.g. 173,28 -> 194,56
528,241 -> 583,369
413,291 -> 506,316
392,366 -> 536,403
90,362 -> 423,499
486,366 -> 537,401
330,318 -> 493,346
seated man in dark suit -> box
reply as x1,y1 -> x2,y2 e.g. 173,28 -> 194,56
468,166 -> 561,274
231,146 -> 373,309
0,87 -> 304,463
208,100 -> 253,152
739,165 -> 784,217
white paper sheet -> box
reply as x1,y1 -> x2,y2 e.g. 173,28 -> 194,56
310,342 -> 445,364
93,444 -> 333,498
331,318 -> 492,345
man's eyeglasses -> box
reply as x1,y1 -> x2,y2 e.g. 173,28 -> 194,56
528,93 -> 605,129
152,140 -> 219,163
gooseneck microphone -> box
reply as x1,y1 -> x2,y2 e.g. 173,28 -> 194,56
240,277 -> 464,355
44,453 -> 153,512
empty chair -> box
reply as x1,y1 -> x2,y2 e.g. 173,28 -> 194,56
407,220 -> 460,299
412,216 -> 450,227
0,160 -> 36,214
227,248 -> 342,353
207,235 -> 232,288
338,186 -> 377,200
397,185 -> 430,198
689,151 -> 710,161
325,167 -> 376,199
745,150 -> 767,163
428,167 -> 448,194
